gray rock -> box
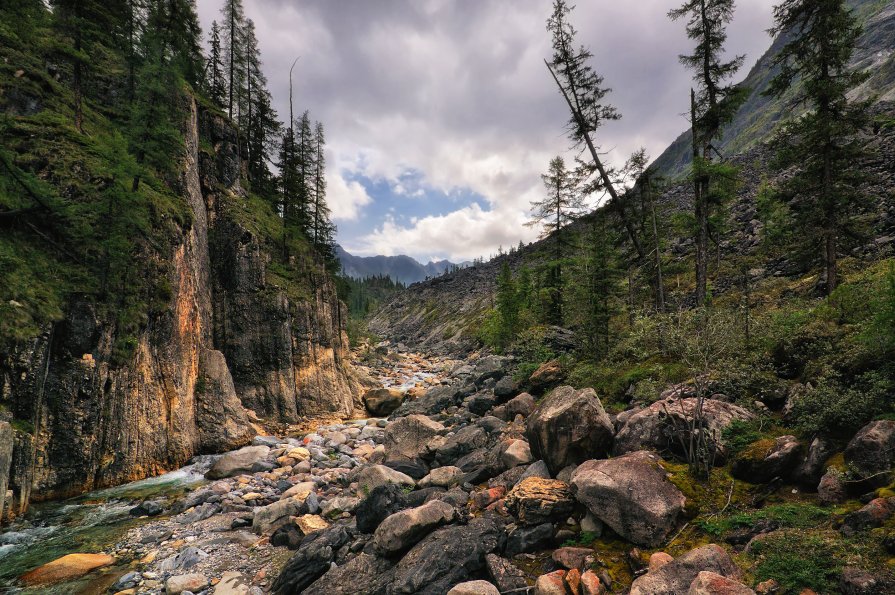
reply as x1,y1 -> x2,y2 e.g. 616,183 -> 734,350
629,544 -> 740,595
447,580 -> 501,595
205,445 -> 270,479
355,483 -> 410,533
485,554 -> 529,593
494,376 -> 517,399
384,415 -> 445,462
419,466 -> 465,488
793,436 -> 836,487
159,546 -> 207,572
571,451 -> 686,547
355,465 -> 416,494
502,440 -> 533,468
301,553 -> 394,595
270,524 -> 352,594
436,426 -> 489,464
818,469 -> 847,506
845,420 -> 895,488
731,435 -> 802,483
526,386 -> 614,474
373,500 -> 457,555
165,573 -> 209,595
504,522 -> 554,557
253,492 -> 318,534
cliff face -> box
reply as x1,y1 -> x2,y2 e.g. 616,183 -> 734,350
0,100 -> 362,520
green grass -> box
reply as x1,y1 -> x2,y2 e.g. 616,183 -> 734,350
696,503 -> 831,536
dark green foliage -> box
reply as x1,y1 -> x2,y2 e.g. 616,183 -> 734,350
748,532 -> 841,594
696,503 -> 830,536
338,275 -> 405,319
721,418 -> 769,457
790,370 -> 892,437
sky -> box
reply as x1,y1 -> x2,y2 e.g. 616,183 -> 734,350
196,0 -> 778,263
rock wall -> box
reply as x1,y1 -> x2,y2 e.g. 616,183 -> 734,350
0,100 -> 361,520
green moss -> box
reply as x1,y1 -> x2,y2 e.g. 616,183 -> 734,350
696,503 -> 830,536
737,438 -> 777,463
9,418 -> 35,435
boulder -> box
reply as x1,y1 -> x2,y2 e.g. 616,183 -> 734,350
580,570 -> 605,595
614,398 -> 754,462
300,553 -> 395,594
419,466 -> 465,489
844,420 -> 895,487
373,500 -> 457,555
485,554 -> 529,592
552,546 -> 594,571
526,386 -> 615,474
839,497 -> 895,536
447,580 -> 501,595
528,360 -> 565,393
354,464 -> 415,494
839,566 -> 885,595
270,524 -> 352,594
629,544 -> 740,595
571,451 -> 686,547
253,492 -> 318,534
389,516 -> 504,594
384,414 -> 444,461
436,425 -> 490,464
818,470 -> 847,506
355,483 -> 410,533
502,440 -> 534,468
505,477 -> 575,526
505,522 -> 555,556
535,570 -> 568,595
165,573 -> 209,595
688,571 -> 756,595
19,553 -> 116,586
392,385 -> 461,417
468,393 -> 498,416
363,388 -> 405,416
205,445 -> 270,479
731,436 -> 802,483
500,392 -> 537,420
473,355 -> 509,384
214,571 -> 252,595
295,514 -> 329,535
792,437 -> 836,487
494,376 -> 517,398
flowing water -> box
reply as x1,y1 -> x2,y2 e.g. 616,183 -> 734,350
0,455 -> 217,594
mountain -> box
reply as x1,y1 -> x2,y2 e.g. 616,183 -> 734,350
652,0 -> 895,179
336,244 -> 463,285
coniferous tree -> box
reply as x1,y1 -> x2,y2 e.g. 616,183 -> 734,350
573,216 -> 621,361
311,121 -> 337,265
545,0 -> 643,260
221,0 -> 245,120
207,20 -> 226,106
627,148 -> 666,311
765,0 -> 869,294
669,0 -> 746,306
295,110 -> 315,234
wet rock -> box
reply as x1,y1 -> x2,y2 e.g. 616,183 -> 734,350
505,477 -> 575,526
270,524 -> 352,594
731,436 -> 802,483
363,388 -> 405,416
528,360 -> 565,394
301,552 -> 394,594
19,553 -> 116,586
373,500 -> 457,555
629,544 -> 740,595
165,573 -> 209,595
526,386 -> 614,474
389,516 -> 504,594
571,451 -> 686,547
419,465 -> 465,488
486,554 -> 529,592
505,522 -> 555,556
354,464 -> 415,493
614,398 -> 754,462
205,446 -> 270,479
688,571 -> 756,594
253,492 -> 319,534
355,483 -> 411,533
845,420 -> 895,488
448,580 -> 501,595
130,500 -> 164,517
384,414 -> 445,461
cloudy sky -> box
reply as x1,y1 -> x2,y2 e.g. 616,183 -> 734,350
196,0 -> 777,263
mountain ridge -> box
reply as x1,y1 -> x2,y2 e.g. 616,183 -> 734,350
336,244 -> 464,285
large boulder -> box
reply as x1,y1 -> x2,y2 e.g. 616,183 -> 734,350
505,477 -> 574,525
363,388 -> 405,416
793,437 -> 836,487
528,359 -> 565,393
384,414 -> 444,462
355,483 -> 410,533
614,398 -> 754,462
731,436 -> 802,484
205,445 -> 270,479
19,553 -> 116,586
526,386 -> 614,474
354,464 -> 416,493
301,553 -> 395,595
629,544 -> 740,595
373,500 -> 457,555
270,524 -> 352,594
571,451 -> 686,547
388,516 -> 505,594
253,492 -> 318,534
844,420 -> 895,488
392,385 -> 461,417
436,425 -> 490,464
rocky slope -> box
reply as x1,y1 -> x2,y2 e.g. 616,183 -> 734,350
0,100 -> 363,521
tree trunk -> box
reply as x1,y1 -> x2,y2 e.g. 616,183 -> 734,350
692,89 -> 708,307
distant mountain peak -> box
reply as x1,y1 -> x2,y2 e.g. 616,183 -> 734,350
335,245 -> 464,285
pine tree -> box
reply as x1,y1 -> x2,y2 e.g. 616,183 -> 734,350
207,20 -> 226,106
221,0 -> 245,120
573,216 -> 621,361
311,121 -> 334,254
295,110 -> 315,235
669,0 -> 746,307
765,0 -> 869,294
495,262 -> 522,348
545,0 -> 643,260
627,148 -> 666,312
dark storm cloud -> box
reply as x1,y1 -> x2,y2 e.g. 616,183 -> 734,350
197,0 -> 777,261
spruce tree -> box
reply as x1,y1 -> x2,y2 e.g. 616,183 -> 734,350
765,0 -> 869,294
207,20 -> 226,106
221,0 -> 246,120
295,110 -> 315,235
669,0 -> 746,307
311,121 -> 333,252
573,216 -> 621,361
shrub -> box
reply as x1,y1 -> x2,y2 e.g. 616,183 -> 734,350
748,532 -> 840,594
697,503 -> 830,536
789,370 -> 892,438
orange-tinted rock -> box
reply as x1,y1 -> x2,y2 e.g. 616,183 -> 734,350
20,553 -> 116,586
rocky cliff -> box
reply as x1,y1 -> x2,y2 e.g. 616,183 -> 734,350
0,100 -> 363,520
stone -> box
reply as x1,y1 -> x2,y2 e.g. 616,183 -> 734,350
281,481 -> 315,499
253,492 -> 318,534
468,393 -> 499,416
649,552 -> 674,572
731,436 -> 802,483
792,437 -> 836,487
535,570 -> 567,595
614,398 -> 754,462
389,516 -> 504,594
19,553 -> 116,586
473,355 -> 509,383
494,376 -> 517,398
580,570 -> 605,595
214,571 -> 251,595
295,514 -> 329,535
447,580 -> 501,595
364,388 -> 405,416
165,573 -> 209,595
840,497 -> 895,536
436,425 -> 491,464
629,544 -> 740,595
504,393 -> 537,419
571,451 -> 686,547
354,464 -> 415,494
373,500 -> 457,555
528,359 -> 565,393
355,483 -> 410,533
385,458 -> 429,480
688,571 -> 756,594
526,386 -> 615,474
159,547 -> 207,572
392,385 -> 461,417
320,496 -> 359,516
818,470 -> 847,506
130,500 -> 164,517
206,446 -> 271,479
845,420 -> 895,487
502,440 -> 534,468
270,524 -> 304,549
270,525 -> 352,594
505,522 -> 555,556
300,553 -> 395,594
505,477 -> 575,525
384,415 -> 445,461
552,546 -> 593,570
419,465 -> 465,488
839,566 -> 884,595
485,554 -> 529,592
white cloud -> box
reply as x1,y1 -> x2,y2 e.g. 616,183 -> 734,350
326,173 -> 372,221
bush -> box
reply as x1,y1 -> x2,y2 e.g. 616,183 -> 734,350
748,532 -> 840,594
722,418 -> 769,458
789,370 -> 893,438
